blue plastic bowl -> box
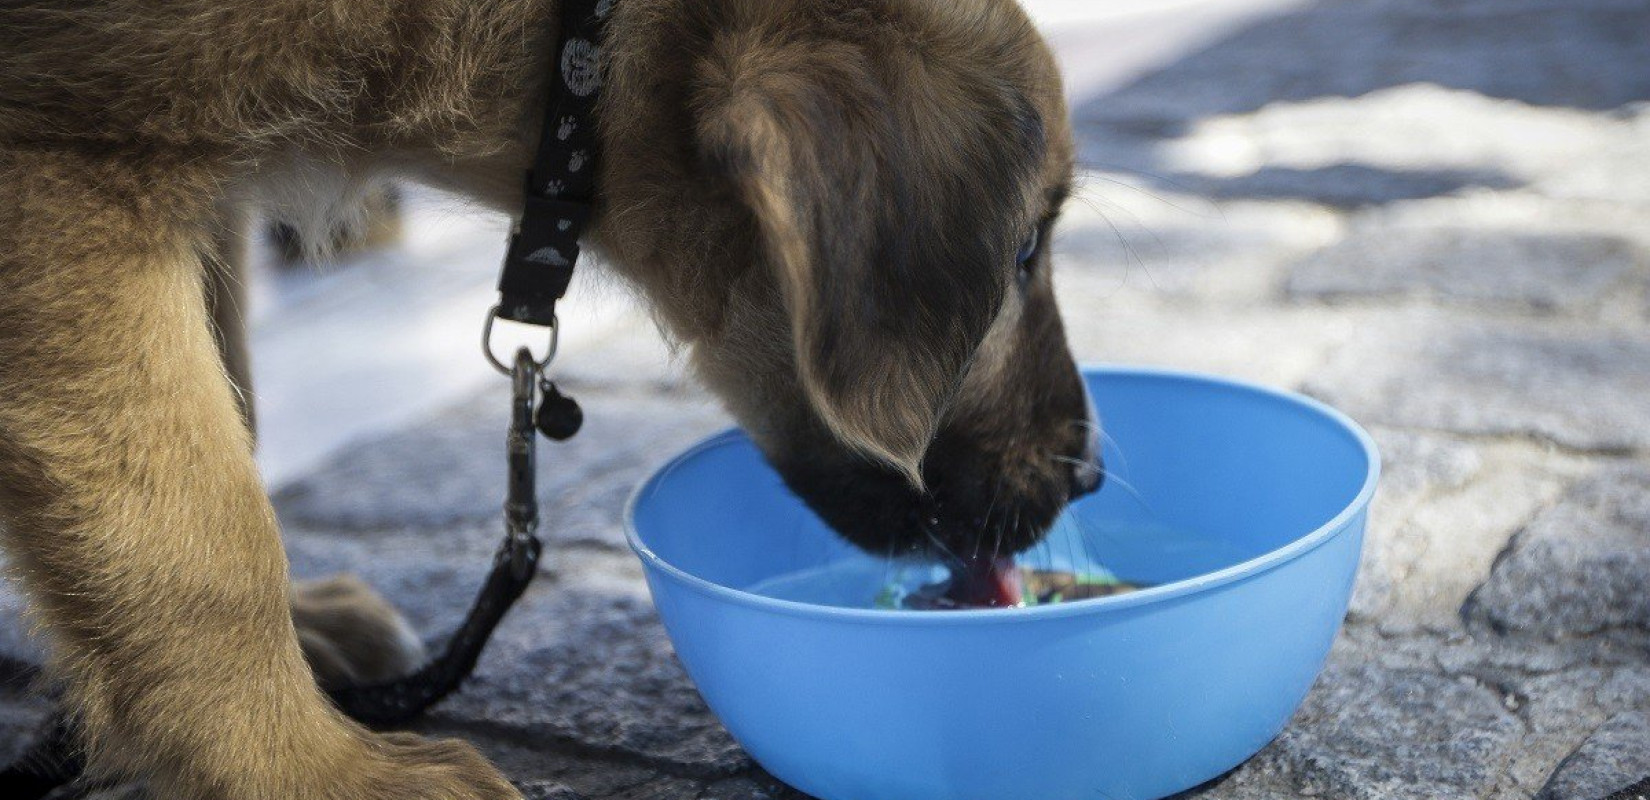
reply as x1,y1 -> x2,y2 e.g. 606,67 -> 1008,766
626,366 -> 1379,800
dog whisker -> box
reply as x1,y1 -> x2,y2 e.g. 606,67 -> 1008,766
1073,170 -> 1222,221
1065,418 -> 1134,480
1091,466 -> 1146,501
920,522 -> 963,569
973,478 -> 1006,561
1077,197 -> 1159,293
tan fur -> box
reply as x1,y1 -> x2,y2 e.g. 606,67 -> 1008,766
204,203 -> 258,432
204,205 -> 427,692
605,0 -> 1075,484
0,0 -> 1079,795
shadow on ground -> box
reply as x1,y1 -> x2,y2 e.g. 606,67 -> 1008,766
1069,0 -> 1650,205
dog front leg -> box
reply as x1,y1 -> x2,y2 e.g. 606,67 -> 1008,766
0,149 -> 518,800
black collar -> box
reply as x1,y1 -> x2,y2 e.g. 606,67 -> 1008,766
496,0 -> 614,327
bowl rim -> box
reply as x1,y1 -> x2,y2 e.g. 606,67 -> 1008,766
624,364 -> 1381,625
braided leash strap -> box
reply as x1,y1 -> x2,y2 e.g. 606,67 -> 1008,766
328,535 -> 542,726
330,350 -> 546,725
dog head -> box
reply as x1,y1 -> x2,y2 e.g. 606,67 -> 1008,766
597,0 -> 1095,561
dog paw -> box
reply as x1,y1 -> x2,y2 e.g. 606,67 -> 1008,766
353,733 -> 521,800
292,575 -> 425,688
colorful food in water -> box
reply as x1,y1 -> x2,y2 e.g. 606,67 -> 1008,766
876,556 -> 1141,610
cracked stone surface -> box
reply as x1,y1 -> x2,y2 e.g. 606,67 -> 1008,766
274,379 -> 729,545
1467,466 -> 1650,639
1289,228 -> 1645,313
1539,714 -> 1650,800
428,590 -> 751,776
3,0 -> 1649,798
1211,660 -> 1529,800
1306,315 -> 1650,453
1073,0 -> 1650,126
1183,163 -> 1524,210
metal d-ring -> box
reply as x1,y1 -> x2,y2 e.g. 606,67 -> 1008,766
482,305 -> 559,376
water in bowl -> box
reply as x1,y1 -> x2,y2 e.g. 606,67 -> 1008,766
747,513 -> 1250,609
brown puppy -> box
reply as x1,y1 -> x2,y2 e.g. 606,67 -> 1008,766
0,0 -> 1091,797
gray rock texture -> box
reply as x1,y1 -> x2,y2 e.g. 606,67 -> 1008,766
1074,0 -> 1650,130
1192,164 -> 1522,209
430,589 -> 750,776
1289,228 -> 1644,313
1467,466 -> 1650,638
3,0 -> 1649,798
1306,317 -> 1650,453
1226,662 -> 1528,800
274,380 -> 729,544
1539,714 -> 1650,800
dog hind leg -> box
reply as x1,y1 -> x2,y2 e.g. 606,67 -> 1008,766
0,147 -> 517,800
269,184 -> 403,267
293,575 -> 427,688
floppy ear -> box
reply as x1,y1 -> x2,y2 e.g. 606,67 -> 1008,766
695,38 -> 1031,484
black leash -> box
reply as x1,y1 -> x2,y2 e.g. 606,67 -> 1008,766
329,348 -> 557,725
0,0 -> 610,792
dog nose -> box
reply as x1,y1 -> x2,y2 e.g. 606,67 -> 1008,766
1068,452 -> 1104,499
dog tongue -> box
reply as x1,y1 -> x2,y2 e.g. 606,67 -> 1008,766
943,556 -> 1023,608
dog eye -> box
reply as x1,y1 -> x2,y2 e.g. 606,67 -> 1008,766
1015,228 -> 1041,284
1017,228 -> 1040,265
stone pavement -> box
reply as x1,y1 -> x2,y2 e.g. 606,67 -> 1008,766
4,0 -> 1649,797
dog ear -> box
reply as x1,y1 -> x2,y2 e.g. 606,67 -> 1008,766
695,39 -> 1032,485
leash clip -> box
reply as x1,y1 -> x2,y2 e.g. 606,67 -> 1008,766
483,306 -> 559,376
503,348 -> 549,582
